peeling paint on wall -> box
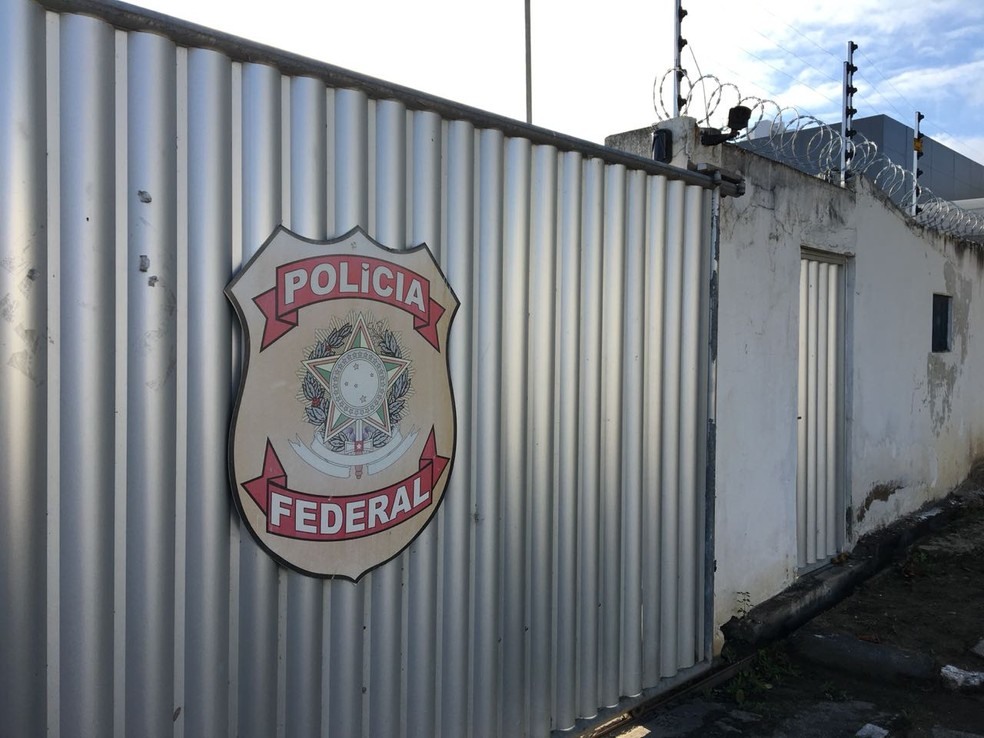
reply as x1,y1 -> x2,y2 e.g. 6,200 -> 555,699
927,353 -> 957,433
926,261 -> 973,433
944,261 -> 972,363
952,239 -> 984,273
857,481 -> 904,524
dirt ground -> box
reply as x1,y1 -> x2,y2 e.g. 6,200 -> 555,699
613,489 -> 984,737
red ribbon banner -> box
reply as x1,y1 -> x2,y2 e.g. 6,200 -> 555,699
253,255 -> 446,351
242,429 -> 450,542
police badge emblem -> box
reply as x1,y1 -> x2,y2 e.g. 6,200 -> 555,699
226,227 -> 459,579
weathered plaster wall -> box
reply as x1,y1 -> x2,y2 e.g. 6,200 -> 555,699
607,127 -> 984,653
848,180 -> 984,534
713,146 -> 984,651
713,149 -> 855,650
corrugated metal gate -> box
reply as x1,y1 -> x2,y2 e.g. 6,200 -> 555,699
0,0 -> 735,735
796,251 -> 845,569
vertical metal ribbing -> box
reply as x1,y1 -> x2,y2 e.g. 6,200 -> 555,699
798,257 -> 844,567
19,9 -> 729,730
641,177 -> 667,685
826,265 -> 839,556
472,127 -> 504,738
797,260 -> 808,568
553,150 -> 583,731
237,61 -> 282,738
658,179 -> 683,678
44,13 -> 62,730
599,164 -> 626,708
806,260 -> 819,564
368,97 -> 407,738
619,170 -> 647,698
407,109 -> 443,738
676,185 -> 703,669
227,61 -> 244,738
576,157 -> 604,715
184,47 -> 232,738
500,135 -> 531,736
172,45 -> 188,738
0,0 -> 47,734
439,118 -> 475,738
284,74 -> 327,738
328,86 -> 369,738
527,144 -> 557,736
124,31 -> 177,737
114,38 -> 127,736
815,264 -> 829,559
58,15 -> 116,736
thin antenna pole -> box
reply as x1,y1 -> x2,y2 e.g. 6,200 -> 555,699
525,0 -> 532,124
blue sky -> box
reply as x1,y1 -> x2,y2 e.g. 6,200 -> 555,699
127,0 -> 984,165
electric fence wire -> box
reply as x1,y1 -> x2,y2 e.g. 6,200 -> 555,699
653,68 -> 984,244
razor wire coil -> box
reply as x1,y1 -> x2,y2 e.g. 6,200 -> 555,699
654,69 -> 984,245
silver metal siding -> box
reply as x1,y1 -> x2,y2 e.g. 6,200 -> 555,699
285,74 -> 327,738
125,30 -> 178,738
438,118 -> 475,738
553,150 -> 583,729
527,143 -> 557,738
599,163 -> 625,709
183,45 -> 233,738
576,156 -> 605,717
1,2 -> 720,734
619,170 -> 646,700
641,175 -> 667,687
407,108 -> 444,738
237,59 -> 282,738
0,1 -> 47,736
58,13 -> 116,735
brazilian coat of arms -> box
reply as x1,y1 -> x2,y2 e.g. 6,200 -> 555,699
226,226 -> 459,579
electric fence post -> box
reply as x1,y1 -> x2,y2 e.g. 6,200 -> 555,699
912,111 -> 925,217
840,41 -> 858,188
673,0 -> 687,116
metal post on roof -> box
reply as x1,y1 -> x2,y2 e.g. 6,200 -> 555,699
673,0 -> 687,117
912,111 -> 925,217
840,41 -> 858,188
525,0 -> 532,124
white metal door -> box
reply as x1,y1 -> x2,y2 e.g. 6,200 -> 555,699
797,253 -> 844,569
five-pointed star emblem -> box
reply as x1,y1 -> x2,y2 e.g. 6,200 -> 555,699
303,314 -> 410,439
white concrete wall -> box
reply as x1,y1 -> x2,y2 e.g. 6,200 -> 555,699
713,150 -> 856,649
848,185 -> 984,533
712,145 -> 984,651
606,127 -> 984,653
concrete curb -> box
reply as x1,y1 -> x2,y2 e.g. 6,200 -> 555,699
720,495 -> 969,655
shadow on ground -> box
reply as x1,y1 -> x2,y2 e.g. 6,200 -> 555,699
613,471 -> 984,738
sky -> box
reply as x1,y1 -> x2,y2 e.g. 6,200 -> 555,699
126,0 -> 984,165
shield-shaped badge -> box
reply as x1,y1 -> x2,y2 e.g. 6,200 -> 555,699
226,226 -> 459,580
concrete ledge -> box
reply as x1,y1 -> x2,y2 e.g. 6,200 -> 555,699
720,496 -> 967,655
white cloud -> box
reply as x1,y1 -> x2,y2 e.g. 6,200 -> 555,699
120,0 -> 984,155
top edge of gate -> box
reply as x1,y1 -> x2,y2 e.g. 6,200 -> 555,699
38,0 -> 742,196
